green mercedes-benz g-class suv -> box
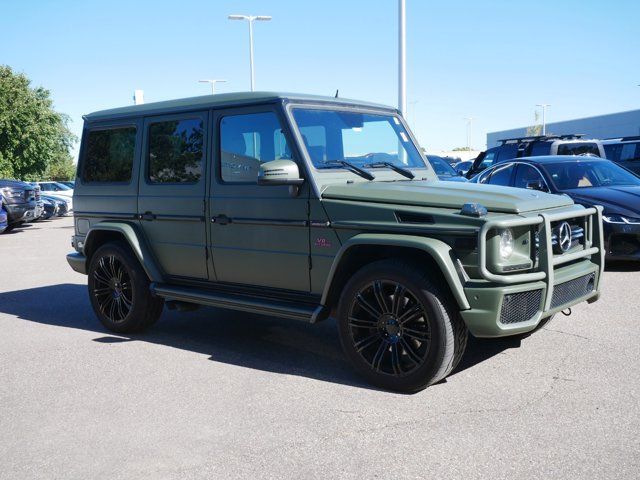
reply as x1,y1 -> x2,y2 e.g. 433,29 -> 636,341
67,92 -> 604,392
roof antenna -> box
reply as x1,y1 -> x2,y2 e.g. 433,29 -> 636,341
334,89 -> 339,98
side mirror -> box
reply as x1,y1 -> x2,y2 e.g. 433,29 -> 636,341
457,170 -> 464,176
257,159 -> 304,186
526,180 -> 547,192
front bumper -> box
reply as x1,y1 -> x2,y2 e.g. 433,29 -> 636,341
67,253 -> 87,275
461,205 -> 604,337
461,261 -> 600,337
5,204 -> 37,224
603,221 -> 640,260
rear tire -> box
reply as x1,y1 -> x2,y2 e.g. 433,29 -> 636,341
88,242 -> 164,333
337,259 -> 468,393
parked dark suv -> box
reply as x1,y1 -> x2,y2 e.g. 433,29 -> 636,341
0,179 -> 38,231
602,136 -> 640,175
466,134 -> 605,178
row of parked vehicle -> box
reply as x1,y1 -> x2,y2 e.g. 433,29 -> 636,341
0,180 -> 74,233
432,134 -> 640,261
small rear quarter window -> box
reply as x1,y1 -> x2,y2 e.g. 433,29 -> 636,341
82,127 -> 136,183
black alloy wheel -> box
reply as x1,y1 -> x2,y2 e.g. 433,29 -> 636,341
337,259 -> 468,393
348,280 -> 431,376
88,242 -> 164,333
92,255 -> 134,323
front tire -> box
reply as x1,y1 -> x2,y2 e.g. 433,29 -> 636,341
88,242 -> 164,333
337,259 -> 468,393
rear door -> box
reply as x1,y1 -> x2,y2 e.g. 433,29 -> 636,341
207,105 -> 311,292
137,112 -> 209,279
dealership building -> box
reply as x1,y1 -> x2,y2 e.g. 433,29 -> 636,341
486,109 -> 640,148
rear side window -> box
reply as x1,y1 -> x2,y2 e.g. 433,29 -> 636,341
620,142 -> 640,162
148,118 -> 203,183
556,142 -> 601,157
604,144 -> 620,161
82,127 -> 136,183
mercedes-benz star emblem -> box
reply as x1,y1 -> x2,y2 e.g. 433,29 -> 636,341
557,221 -> 572,253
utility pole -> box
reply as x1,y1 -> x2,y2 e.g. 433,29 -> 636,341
536,104 -> 551,135
228,14 -> 272,91
398,0 -> 407,117
198,79 -> 227,94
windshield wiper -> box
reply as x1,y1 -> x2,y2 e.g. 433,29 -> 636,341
365,161 -> 415,179
320,160 -> 375,181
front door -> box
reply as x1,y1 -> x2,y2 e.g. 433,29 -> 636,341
208,106 -> 310,292
138,112 -> 209,279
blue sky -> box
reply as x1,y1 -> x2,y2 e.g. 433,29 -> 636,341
2,0 -> 639,158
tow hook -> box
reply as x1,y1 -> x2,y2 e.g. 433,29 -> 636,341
561,308 -> 572,317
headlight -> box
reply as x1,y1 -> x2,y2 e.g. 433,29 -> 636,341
603,215 -> 640,224
499,228 -> 514,259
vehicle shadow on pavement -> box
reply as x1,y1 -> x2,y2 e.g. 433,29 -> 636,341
604,261 -> 640,272
0,283 -> 518,391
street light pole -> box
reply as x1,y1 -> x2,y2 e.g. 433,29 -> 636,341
228,14 -> 272,91
463,117 -> 474,150
198,79 -> 227,94
398,0 -> 407,117
536,103 -> 551,136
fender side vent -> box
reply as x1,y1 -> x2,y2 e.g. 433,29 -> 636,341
395,212 -> 434,224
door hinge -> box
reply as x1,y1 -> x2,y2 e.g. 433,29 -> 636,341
308,255 -> 313,269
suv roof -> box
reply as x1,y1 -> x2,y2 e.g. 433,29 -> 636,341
85,91 -> 394,122
601,136 -> 640,143
498,134 -> 586,145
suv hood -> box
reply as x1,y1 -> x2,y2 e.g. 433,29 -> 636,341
321,180 -> 573,214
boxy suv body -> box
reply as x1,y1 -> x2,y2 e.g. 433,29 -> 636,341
466,134 -> 605,178
602,136 -> 640,175
67,93 -> 605,392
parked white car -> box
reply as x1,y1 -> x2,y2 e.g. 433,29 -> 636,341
33,182 -> 73,211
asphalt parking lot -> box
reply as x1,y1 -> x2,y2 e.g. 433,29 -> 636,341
1,217 -> 639,480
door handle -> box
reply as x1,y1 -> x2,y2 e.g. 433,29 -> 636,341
140,211 -> 155,221
211,214 -> 230,225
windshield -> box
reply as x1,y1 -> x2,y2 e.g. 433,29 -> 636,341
291,108 -> 427,170
53,182 -> 72,190
427,155 -> 456,176
542,160 -> 640,190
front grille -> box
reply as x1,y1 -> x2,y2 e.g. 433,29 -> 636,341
500,289 -> 543,324
550,273 -> 596,309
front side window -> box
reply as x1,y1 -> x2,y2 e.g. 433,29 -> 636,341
82,126 -> 136,183
291,109 -> 426,170
487,164 -> 515,186
148,118 -> 203,183
556,142 -> 601,157
220,112 -> 292,183
514,164 -> 547,190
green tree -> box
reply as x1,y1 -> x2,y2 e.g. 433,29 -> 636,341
0,65 -> 77,180
452,146 -> 472,152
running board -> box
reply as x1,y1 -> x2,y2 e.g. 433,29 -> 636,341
150,283 -> 328,323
